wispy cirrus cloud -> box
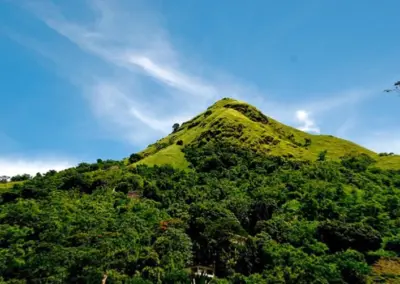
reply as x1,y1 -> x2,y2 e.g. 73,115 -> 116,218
8,0 -> 379,147
129,56 -> 218,99
336,116 -> 357,139
14,0 -> 223,143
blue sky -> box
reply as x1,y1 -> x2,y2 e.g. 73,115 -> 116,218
1,0 -> 399,175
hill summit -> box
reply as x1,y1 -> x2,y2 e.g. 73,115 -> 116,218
133,98 -> 400,170
2,98 -> 400,283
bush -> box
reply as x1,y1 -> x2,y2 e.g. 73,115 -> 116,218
385,235 -> 400,255
115,182 -> 131,194
172,123 -> 180,133
204,110 -> 213,117
317,221 -> 382,252
10,174 -> 31,182
379,152 -> 395,157
129,153 -> 142,164
176,140 -> 184,146
318,150 -> 327,161
340,154 -> 375,172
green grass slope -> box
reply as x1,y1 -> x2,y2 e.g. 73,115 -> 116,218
133,98 -> 400,170
0,181 -> 23,193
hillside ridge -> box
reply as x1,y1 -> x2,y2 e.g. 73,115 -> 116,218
133,98 -> 400,170
2,100 -> 400,283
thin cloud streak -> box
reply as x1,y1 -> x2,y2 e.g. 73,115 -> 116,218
129,56 -> 218,98
336,117 -> 357,139
19,0 -> 221,142
13,0 -> 379,147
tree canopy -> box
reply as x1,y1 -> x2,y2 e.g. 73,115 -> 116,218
1,142 -> 400,283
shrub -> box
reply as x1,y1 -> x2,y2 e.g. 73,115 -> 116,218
340,153 -> 375,172
115,182 -> 131,194
10,174 -> 31,182
204,110 -> 213,117
318,150 -> 327,161
129,153 -> 142,164
172,123 -> 180,133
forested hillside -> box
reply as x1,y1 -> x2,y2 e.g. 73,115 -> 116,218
1,99 -> 400,283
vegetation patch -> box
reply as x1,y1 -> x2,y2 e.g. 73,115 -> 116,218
224,103 -> 269,124
133,98 -> 400,170
1,121 -> 400,282
371,258 -> 400,282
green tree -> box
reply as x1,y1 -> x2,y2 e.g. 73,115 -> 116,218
318,150 -> 327,161
10,174 -> 31,182
129,153 -> 142,164
154,228 -> 193,270
172,123 -> 180,133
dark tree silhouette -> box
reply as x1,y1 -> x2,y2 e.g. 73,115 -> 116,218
172,123 -> 180,133
0,175 -> 10,183
129,153 -> 142,164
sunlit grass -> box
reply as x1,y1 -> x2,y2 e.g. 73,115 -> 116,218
132,98 -> 400,170
0,181 -> 23,192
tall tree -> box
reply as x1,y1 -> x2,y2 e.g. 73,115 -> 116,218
172,123 -> 180,133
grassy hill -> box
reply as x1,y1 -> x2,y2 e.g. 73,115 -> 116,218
133,98 -> 400,170
2,99 -> 400,283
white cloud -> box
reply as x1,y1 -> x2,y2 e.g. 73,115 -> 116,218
0,157 -> 74,177
15,0 -> 223,144
0,0 -> 392,178
129,56 -> 217,98
295,110 -> 320,133
9,0 -> 378,148
89,82 -> 192,142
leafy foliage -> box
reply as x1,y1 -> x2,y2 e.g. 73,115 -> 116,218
1,140 -> 400,283
10,174 -> 31,182
1,99 -> 400,283
172,123 -> 180,133
129,153 -> 143,164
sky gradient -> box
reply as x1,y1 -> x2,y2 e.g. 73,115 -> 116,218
1,0 -> 399,176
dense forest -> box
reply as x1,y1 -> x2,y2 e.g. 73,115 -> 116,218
1,140 -> 400,283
